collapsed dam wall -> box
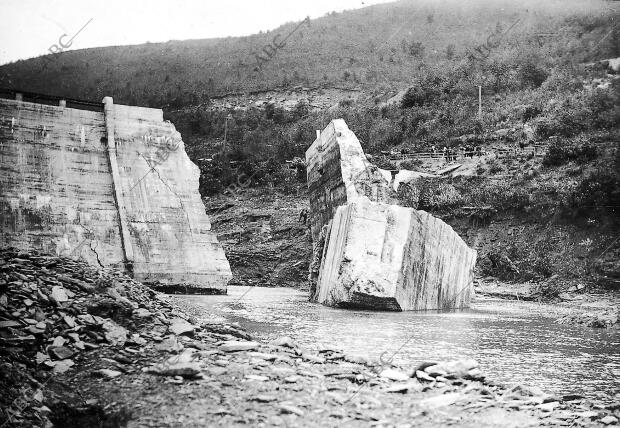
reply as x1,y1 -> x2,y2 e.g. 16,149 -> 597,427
306,119 -> 476,311
0,93 -> 231,292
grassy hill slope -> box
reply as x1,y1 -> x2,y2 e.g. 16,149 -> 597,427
0,0 -> 618,108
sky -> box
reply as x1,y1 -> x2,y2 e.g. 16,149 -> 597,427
0,0 -> 395,65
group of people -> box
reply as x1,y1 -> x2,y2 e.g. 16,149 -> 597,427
429,145 -> 483,160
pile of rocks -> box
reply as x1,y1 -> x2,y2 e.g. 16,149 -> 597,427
0,247 -> 214,426
557,310 -> 619,328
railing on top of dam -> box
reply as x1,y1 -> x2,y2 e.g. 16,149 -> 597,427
0,87 -> 104,112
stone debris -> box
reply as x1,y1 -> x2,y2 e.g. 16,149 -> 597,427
280,403 -> 305,416
385,381 -> 423,393
420,392 -> 463,409
93,369 -> 123,379
269,336 -> 296,348
145,362 -> 202,379
305,120 -> 476,310
422,359 -> 483,380
0,247 -> 201,425
169,318 -> 195,336
155,335 -> 183,353
601,415 -> 619,425
49,346 -> 74,360
251,395 -> 278,403
380,368 -> 410,382
102,320 -> 129,347
219,340 -> 260,352
50,286 -> 69,304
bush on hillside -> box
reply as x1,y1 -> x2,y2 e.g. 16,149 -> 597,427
518,59 -> 549,88
569,159 -> 620,220
543,139 -> 598,166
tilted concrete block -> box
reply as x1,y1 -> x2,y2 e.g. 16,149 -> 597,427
317,199 -> 476,311
306,119 -> 476,310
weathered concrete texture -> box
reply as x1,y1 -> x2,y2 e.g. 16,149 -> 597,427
317,199 -> 476,310
109,103 -> 231,290
0,97 -> 231,292
0,98 -> 124,269
305,119 -> 393,243
306,119 -> 476,310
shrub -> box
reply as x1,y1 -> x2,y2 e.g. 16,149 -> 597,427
417,180 -> 462,210
199,159 -> 235,196
488,160 -> 504,174
400,159 -> 423,170
401,86 -> 429,108
368,119 -> 402,152
518,60 -> 549,88
570,167 -> 620,219
543,139 -> 598,167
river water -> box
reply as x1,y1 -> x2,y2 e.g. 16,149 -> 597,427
174,286 -> 620,402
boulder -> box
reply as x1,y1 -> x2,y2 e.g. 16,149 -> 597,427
169,318 -> 195,336
49,346 -> 75,360
50,286 -> 69,304
102,320 -> 128,347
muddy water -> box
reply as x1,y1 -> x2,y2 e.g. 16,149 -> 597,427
174,286 -> 620,402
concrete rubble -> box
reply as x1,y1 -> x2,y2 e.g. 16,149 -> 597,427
2,247 -> 616,427
306,119 -> 477,310
0,95 -> 231,293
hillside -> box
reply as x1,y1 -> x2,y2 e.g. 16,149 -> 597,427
0,0 -> 618,108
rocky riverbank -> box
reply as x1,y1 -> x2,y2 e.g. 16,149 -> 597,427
475,279 -> 620,329
1,248 -> 619,427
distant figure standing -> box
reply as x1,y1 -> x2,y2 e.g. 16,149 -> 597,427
299,208 -> 308,224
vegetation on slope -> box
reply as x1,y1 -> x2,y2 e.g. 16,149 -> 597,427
0,0 -> 618,107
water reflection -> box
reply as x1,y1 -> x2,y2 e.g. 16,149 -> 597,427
173,286 -> 620,402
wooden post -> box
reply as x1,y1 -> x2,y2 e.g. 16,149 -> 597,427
478,86 -> 482,119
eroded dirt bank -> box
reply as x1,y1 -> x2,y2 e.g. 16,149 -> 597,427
204,189 -> 311,289
1,249 -> 619,427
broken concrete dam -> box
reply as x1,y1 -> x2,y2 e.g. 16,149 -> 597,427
0,91 -> 474,308
0,90 -> 231,293
306,119 -> 477,311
